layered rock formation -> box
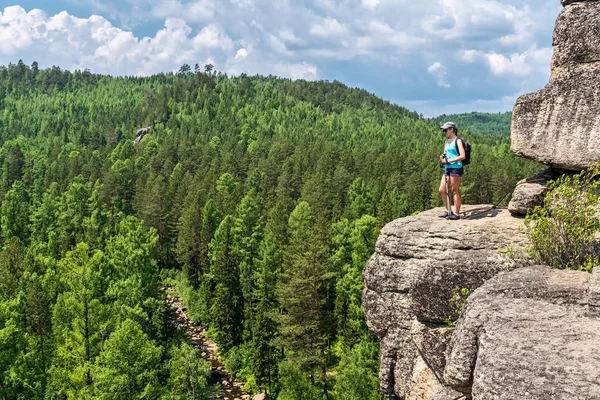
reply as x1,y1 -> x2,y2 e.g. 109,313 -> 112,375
445,266 -> 600,399
362,206 -> 528,398
510,0 -> 600,171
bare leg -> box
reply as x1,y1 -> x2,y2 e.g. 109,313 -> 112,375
450,175 -> 462,215
439,175 -> 450,213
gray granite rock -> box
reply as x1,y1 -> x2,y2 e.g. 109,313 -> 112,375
511,1 -> 600,170
553,1 -> 600,75
507,168 -> 573,215
429,387 -> 468,400
362,206 -> 528,398
510,64 -> 600,170
445,266 -> 600,399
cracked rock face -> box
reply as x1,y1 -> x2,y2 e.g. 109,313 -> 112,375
362,206 -> 528,399
510,0 -> 600,170
445,266 -> 600,399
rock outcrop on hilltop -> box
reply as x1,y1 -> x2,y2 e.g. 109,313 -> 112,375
445,266 -> 600,399
508,0 -> 600,215
362,206 -> 528,399
510,0 -> 600,172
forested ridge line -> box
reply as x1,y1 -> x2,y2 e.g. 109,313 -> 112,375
431,111 -> 513,136
0,60 -> 540,399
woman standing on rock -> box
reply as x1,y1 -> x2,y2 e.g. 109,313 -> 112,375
439,122 -> 466,220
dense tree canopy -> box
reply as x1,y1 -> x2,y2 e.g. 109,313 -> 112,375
0,60 -> 539,399
432,111 -> 512,136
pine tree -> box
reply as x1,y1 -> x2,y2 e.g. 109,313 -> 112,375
199,198 -> 221,322
176,190 -> 203,288
209,215 -> 243,353
347,177 -> 374,220
232,189 -> 265,342
278,201 -> 331,395
1,180 -> 30,244
252,232 -> 280,395
94,319 -> 162,400
103,216 -> 160,328
334,215 -> 379,349
48,243 -> 109,398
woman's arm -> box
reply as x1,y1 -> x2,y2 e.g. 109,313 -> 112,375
450,139 -> 466,163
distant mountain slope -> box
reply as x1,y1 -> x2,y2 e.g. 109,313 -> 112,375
431,112 -> 512,136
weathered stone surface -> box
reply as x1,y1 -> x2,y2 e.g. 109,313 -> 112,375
510,65 -> 600,170
561,0 -> 599,8
429,387 -> 468,400
511,1 -> 600,170
553,1 -> 600,74
507,168 -> 572,215
363,206 -> 528,399
445,266 -> 600,399
410,321 -> 450,382
507,181 -> 547,215
407,357 -> 445,400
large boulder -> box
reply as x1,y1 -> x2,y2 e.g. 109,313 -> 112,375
362,206 -> 529,399
445,266 -> 600,399
507,168 -> 574,215
511,1 -> 600,170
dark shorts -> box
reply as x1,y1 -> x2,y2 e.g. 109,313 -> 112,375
445,167 -> 464,177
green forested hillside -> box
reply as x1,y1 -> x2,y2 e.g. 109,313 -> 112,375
432,111 -> 513,136
0,60 -> 539,399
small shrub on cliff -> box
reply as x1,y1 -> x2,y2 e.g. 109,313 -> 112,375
524,165 -> 600,272
445,287 -> 471,332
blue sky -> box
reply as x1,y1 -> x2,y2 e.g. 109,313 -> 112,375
0,0 -> 563,116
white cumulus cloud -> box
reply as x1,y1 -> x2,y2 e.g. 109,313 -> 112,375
0,0 -> 564,115
361,0 -> 381,10
274,62 -> 318,80
309,17 -> 348,37
460,47 -> 552,77
235,48 -> 248,59
428,61 -> 451,88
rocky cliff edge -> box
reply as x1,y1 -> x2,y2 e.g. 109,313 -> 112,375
362,206 -> 528,399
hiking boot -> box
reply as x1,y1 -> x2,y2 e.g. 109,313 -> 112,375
446,213 -> 460,220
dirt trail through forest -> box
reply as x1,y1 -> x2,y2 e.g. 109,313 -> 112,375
162,286 -> 256,400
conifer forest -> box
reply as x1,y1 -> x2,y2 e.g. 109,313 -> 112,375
0,61 -> 540,399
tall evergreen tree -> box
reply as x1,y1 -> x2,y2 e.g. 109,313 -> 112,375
279,201 -> 331,395
199,198 -> 221,323
1,180 -> 30,244
176,189 -> 203,288
334,215 -> 379,349
209,215 -> 243,353
48,243 -> 109,398
252,232 -> 280,395
232,188 -> 265,341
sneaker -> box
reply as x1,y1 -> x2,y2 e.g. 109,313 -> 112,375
446,213 -> 460,220
439,212 -> 451,218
